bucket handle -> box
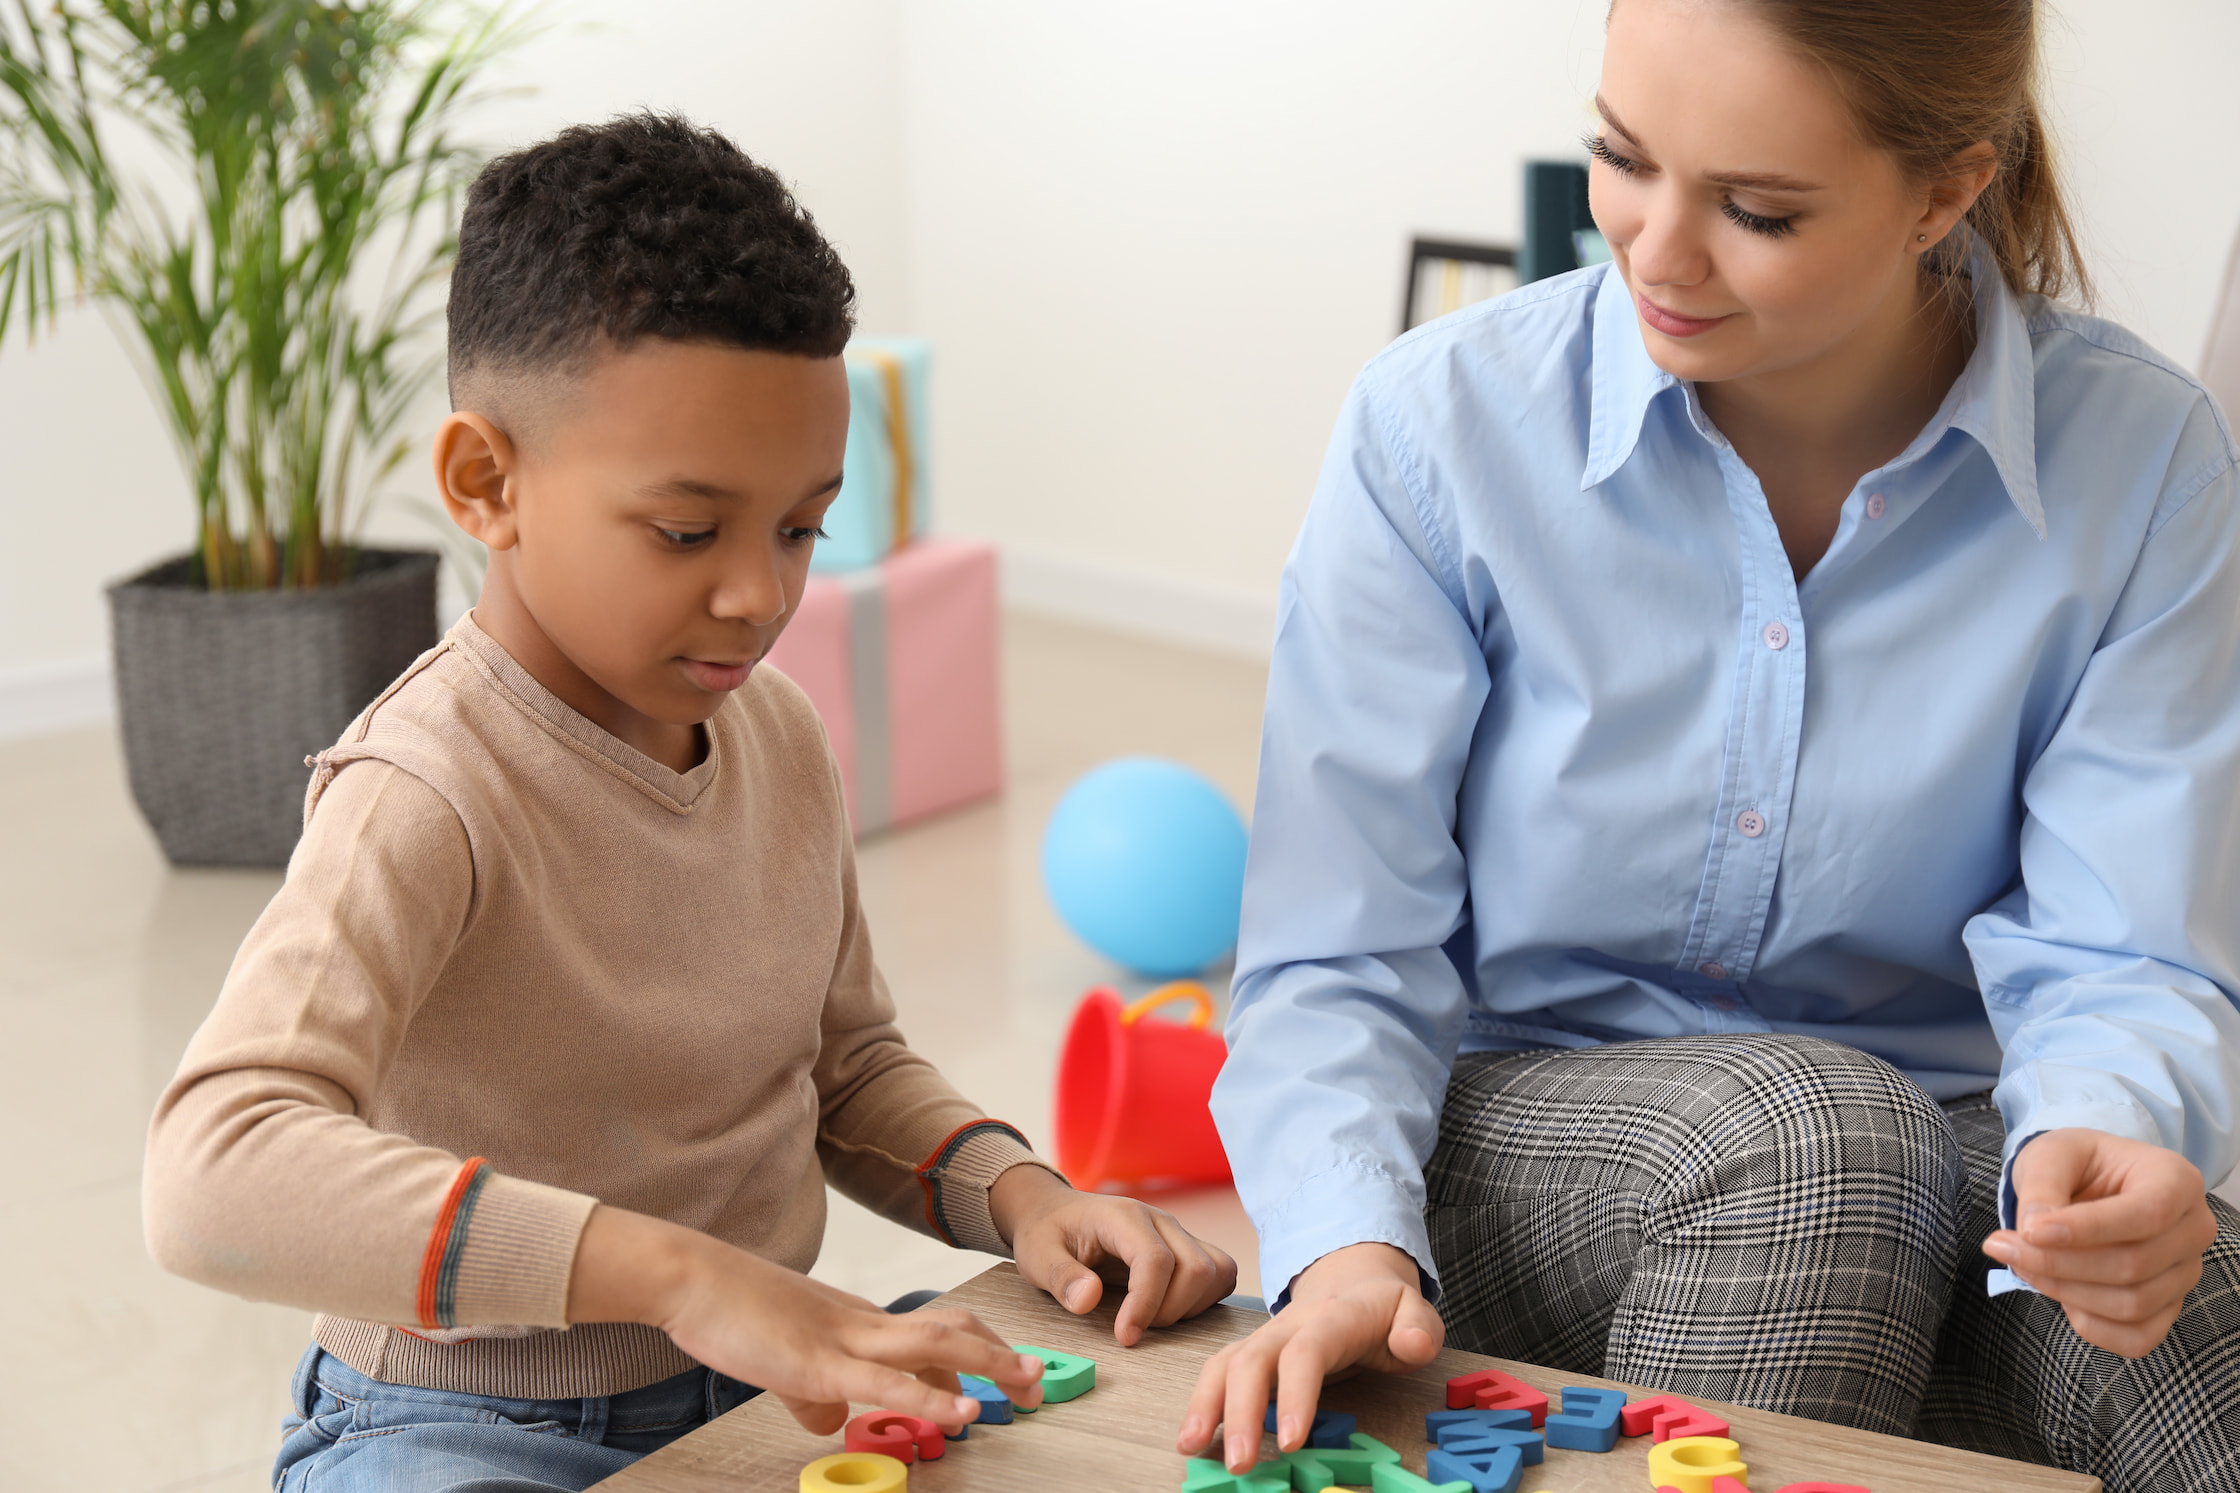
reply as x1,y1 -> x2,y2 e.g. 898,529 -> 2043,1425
1120,981 -> 1213,1030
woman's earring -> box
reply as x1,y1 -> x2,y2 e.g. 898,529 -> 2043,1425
1917,233 -> 1929,242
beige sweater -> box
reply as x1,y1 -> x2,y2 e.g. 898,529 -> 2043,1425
144,615 -> 1046,1398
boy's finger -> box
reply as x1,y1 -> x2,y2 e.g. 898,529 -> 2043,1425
1147,1212 -> 1236,1325
853,1311 -> 1042,1395
1026,1237 -> 1106,1315
1111,1214 -> 1181,1346
839,1361 -> 983,1427
779,1394 -> 851,1436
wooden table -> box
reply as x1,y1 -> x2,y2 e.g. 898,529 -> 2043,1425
599,1263 -> 2099,1493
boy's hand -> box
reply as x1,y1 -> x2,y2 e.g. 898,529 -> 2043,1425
989,1165 -> 1238,1346
1982,1127 -> 2219,1358
567,1205 -> 1046,1434
1178,1241 -> 1441,1473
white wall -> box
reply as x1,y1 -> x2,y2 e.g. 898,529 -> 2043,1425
905,0 -> 2240,633
6,0 -> 2239,720
0,0 -> 909,723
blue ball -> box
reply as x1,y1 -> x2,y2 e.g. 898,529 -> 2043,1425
1041,758 -> 1248,977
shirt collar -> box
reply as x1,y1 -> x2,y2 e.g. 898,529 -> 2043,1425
1578,237 -> 2045,537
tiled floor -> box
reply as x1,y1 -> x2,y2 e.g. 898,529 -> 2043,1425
0,614 -> 1269,1493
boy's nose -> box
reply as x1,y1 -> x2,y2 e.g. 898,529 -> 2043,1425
710,549 -> 788,627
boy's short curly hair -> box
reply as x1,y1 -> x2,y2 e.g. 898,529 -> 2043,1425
446,112 -> 856,414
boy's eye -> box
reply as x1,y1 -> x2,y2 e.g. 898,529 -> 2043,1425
655,527 -> 716,548
782,526 -> 831,545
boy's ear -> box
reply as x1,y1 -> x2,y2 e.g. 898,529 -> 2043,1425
434,412 -> 523,551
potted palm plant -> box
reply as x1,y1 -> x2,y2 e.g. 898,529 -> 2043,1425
0,1 -> 517,865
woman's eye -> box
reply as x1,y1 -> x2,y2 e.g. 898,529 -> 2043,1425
1721,200 -> 1799,239
656,527 -> 715,548
1583,133 -> 1640,176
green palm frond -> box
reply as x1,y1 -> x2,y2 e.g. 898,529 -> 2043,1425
0,0 -> 531,589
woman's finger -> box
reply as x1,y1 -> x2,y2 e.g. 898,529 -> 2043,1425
1180,1341 -> 1243,1455
1221,1324 -> 1282,1471
2022,1254 -> 2202,1325
2063,1300 -> 2187,1360
1270,1318 -> 1342,1453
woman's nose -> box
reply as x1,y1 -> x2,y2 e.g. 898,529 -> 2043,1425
1626,194 -> 1711,290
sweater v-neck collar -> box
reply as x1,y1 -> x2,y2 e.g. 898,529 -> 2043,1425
450,614 -> 721,812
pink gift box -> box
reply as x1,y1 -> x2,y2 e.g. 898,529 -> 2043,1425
764,539 -> 1005,835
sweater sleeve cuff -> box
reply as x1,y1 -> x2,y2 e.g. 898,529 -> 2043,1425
428,1163 -> 598,1330
918,1122 -> 1059,1256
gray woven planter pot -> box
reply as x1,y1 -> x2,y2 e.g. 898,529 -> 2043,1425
106,549 -> 440,867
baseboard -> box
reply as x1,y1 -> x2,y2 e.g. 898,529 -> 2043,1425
1000,545 -> 1276,660
0,654 -> 113,742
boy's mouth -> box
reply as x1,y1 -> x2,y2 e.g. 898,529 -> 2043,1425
681,658 -> 754,692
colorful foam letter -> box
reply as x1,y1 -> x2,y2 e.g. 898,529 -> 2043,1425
1264,1402 -> 1359,1450
1444,1369 -> 1550,1427
1282,1432 -> 1402,1492
843,1413 -> 945,1462
957,1375 -> 1014,1424
1645,1435 -> 1749,1493
1542,1385 -> 1625,1452
1433,1423 -> 1541,1468
800,1452 -> 909,1493
1425,1409 -> 1535,1442
1620,1393 -> 1731,1443
1182,1458 -> 1292,1493
1426,1444 -> 1525,1493
1012,1344 -> 1097,1402
1368,1461 -> 1473,1493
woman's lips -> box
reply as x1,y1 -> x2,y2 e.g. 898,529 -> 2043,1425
1637,295 -> 1731,338
682,658 -> 753,692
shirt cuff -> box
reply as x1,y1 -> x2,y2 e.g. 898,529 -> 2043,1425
918,1121 -> 1059,1257
1253,1163 -> 1440,1313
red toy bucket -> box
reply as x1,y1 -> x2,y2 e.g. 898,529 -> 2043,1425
1054,982 -> 1232,1194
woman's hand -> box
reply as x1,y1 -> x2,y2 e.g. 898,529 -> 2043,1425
1982,1127 -> 2220,1358
1176,1242 -> 1443,1473
565,1204 -> 1046,1434
989,1164 -> 1238,1346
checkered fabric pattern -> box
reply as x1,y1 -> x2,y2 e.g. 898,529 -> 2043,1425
1425,1033 -> 2240,1492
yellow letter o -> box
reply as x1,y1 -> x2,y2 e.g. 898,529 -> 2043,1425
800,1452 -> 910,1493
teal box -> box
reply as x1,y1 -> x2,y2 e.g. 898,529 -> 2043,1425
814,336 -> 931,573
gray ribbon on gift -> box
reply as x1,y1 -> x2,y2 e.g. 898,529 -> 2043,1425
840,566 -> 892,835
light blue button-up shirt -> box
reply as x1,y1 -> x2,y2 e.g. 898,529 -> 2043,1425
1217,251 -> 2240,1306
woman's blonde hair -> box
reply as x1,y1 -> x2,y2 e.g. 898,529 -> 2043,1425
1739,0 -> 2091,305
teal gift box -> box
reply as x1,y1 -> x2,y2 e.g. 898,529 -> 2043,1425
813,336 -> 931,573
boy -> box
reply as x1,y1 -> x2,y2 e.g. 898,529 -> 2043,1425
143,113 -> 1235,1492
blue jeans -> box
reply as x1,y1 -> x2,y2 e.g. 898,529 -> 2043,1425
273,1345 -> 762,1491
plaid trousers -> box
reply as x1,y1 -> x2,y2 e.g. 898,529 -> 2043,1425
1425,1033 -> 2240,1493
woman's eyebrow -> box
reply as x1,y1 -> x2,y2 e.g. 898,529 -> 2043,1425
1592,95 -> 1823,193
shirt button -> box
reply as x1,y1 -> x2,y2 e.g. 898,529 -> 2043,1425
1699,961 -> 1729,980
1737,809 -> 1766,838
1866,492 -> 1887,520
1762,621 -> 1789,651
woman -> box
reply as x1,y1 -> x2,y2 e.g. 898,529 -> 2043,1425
1182,2 -> 2240,1489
